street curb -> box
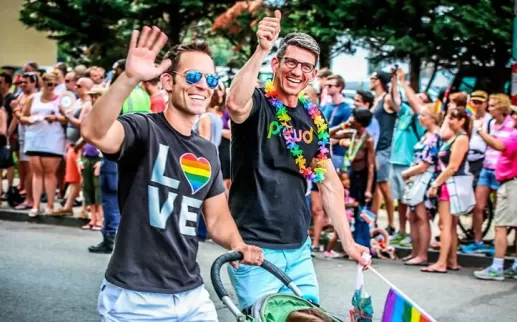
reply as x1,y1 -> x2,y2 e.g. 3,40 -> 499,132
0,209 -> 89,228
0,210 -> 513,268
317,238 -> 514,268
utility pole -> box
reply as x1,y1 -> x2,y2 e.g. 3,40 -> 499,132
511,0 -> 517,105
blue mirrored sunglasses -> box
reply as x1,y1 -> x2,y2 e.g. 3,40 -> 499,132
173,70 -> 219,89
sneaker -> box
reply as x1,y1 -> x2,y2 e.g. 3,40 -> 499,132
386,226 -> 396,236
399,235 -> 412,247
323,250 -> 342,258
503,267 -> 517,279
474,266 -> 504,281
390,232 -> 407,245
460,242 -> 486,254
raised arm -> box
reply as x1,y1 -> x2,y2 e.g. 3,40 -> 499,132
226,10 -> 281,124
81,26 -> 171,154
397,68 -> 420,114
386,73 -> 401,113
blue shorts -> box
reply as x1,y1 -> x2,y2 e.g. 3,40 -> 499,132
227,238 -> 319,310
376,149 -> 392,183
478,168 -> 500,190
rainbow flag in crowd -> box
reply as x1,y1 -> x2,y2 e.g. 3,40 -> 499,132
360,208 -> 376,224
434,100 -> 443,114
381,288 -> 436,322
466,103 -> 477,116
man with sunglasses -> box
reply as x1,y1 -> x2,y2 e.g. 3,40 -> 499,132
81,26 -> 263,321
225,10 -> 370,312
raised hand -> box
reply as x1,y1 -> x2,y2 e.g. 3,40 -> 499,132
125,26 -> 172,82
256,10 -> 282,52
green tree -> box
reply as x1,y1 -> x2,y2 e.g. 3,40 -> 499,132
19,0 -> 238,68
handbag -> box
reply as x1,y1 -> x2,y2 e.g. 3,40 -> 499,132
0,145 -> 14,169
445,174 -> 476,215
402,165 -> 435,206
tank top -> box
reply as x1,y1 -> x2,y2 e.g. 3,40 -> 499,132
438,133 -> 468,176
373,93 -> 396,151
23,93 -> 65,156
193,111 -> 223,147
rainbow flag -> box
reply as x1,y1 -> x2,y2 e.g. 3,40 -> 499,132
466,103 -> 477,116
382,288 -> 435,322
360,208 -> 376,224
434,100 -> 443,114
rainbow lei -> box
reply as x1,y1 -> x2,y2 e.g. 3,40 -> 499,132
264,80 -> 329,183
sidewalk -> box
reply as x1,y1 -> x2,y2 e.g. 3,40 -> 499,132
1,179 -> 515,267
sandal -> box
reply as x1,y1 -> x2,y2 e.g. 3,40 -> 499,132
81,223 -> 94,230
404,259 -> 429,266
16,203 -> 33,210
92,225 -> 103,231
421,266 -> 447,274
402,255 -> 414,262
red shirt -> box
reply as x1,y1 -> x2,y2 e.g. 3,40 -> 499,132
150,93 -> 166,113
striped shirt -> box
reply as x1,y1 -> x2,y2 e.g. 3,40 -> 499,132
484,115 -> 515,169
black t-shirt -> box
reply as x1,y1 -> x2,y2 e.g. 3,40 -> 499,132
103,112 -> 225,294
229,88 -> 331,249
3,93 -> 15,130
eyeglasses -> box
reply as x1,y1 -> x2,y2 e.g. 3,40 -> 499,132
172,70 -> 219,89
46,82 -> 56,87
76,84 -> 82,89
282,57 -> 315,73
325,84 -> 339,88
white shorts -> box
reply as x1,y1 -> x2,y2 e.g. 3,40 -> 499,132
97,279 -> 218,321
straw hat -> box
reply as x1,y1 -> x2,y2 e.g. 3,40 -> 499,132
88,84 -> 107,96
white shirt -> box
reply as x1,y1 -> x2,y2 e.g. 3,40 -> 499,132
468,113 -> 492,162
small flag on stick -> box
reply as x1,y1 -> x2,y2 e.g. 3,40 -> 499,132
360,208 -> 376,224
381,288 -> 435,322
466,103 -> 477,116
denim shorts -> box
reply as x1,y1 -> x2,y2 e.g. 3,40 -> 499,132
227,237 -> 319,310
478,168 -> 500,191
375,149 -> 392,183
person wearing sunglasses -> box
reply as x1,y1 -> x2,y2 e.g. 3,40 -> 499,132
19,71 -> 67,217
81,26 -> 264,321
225,10 -> 370,313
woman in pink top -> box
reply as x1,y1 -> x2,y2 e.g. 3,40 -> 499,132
464,94 -> 514,253
473,105 -> 517,281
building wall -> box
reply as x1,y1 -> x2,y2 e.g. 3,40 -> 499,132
0,0 -> 57,69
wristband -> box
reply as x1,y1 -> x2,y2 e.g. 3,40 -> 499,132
341,122 -> 347,130
339,139 -> 346,146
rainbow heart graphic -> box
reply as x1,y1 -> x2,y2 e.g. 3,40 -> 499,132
180,153 -> 212,194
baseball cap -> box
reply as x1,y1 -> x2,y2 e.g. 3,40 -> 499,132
371,71 -> 391,88
470,90 -> 488,102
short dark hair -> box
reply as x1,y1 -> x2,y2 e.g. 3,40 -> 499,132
327,74 -> 345,90
162,40 -> 213,79
318,67 -> 332,78
357,90 -> 374,108
277,33 -> 320,64
144,77 -> 160,85
114,59 -> 126,71
352,107 -> 373,128
54,62 -> 68,77
0,72 -> 12,86
23,72 -> 38,83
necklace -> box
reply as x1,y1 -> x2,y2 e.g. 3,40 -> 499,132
264,80 -> 330,183
343,130 -> 367,170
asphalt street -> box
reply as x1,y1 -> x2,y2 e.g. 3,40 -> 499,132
1,221 -> 516,322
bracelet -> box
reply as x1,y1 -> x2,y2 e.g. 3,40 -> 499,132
339,139 -> 346,146
340,122 -> 347,130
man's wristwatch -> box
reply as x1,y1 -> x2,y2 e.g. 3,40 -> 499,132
431,182 -> 438,189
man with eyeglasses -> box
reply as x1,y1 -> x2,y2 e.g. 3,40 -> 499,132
225,10 -> 370,312
81,26 -> 263,321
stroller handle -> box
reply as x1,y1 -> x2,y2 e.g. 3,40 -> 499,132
210,252 -> 304,319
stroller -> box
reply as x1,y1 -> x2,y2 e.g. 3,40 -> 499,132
211,252 -> 345,322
